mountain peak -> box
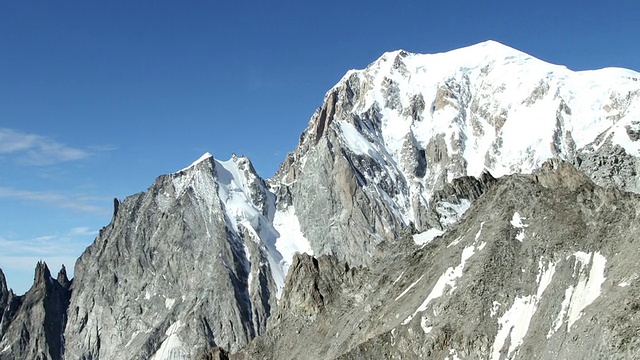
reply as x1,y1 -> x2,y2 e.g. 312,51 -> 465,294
0,267 -> 7,296
57,264 -> 71,289
177,152 -> 214,173
34,260 -> 51,285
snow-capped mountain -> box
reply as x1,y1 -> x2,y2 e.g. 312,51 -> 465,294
1,41 -> 640,359
273,40 -> 640,265
60,152 -> 315,359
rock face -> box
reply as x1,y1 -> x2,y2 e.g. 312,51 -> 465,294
63,155 -> 280,359
2,41 -> 640,359
234,161 -> 640,359
0,262 -> 70,360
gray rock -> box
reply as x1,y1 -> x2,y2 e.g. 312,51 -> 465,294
0,262 -> 70,360
234,161 -> 640,359
63,156 -> 278,359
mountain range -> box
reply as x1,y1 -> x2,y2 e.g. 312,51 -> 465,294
1,40 -> 640,359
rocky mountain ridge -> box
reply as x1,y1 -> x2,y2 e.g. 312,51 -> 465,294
1,41 -> 640,359
235,160 -> 640,359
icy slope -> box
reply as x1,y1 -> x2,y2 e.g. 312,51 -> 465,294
333,40 -> 640,176
210,154 -> 313,296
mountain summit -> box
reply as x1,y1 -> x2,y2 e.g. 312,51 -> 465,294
1,41 -> 639,359
272,39 -> 640,265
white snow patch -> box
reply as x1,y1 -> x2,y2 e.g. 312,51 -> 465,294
413,228 -> 444,246
447,236 -> 463,249
611,122 -> 640,157
445,349 -> 461,360
125,330 -> 141,347
243,244 -> 253,291
150,320 -> 187,360
395,275 -> 424,301
491,259 -> 556,360
390,328 -> 397,346
337,120 -> 382,161
566,252 -> 607,331
548,286 -> 574,339
547,252 -> 606,337
273,205 -> 314,278
475,222 -> 485,242
403,244 -> 478,324
436,200 -> 471,227
420,316 -> 433,334
145,291 -> 151,300
214,157 -> 290,298
490,301 -> 501,317
619,281 -> 630,287
215,158 -> 261,232
510,212 -> 528,228
1,345 -> 10,353
165,298 -> 175,309
393,271 -> 405,284
510,212 -> 528,242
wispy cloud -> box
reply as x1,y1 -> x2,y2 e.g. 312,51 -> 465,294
0,187 -> 111,215
0,128 -> 89,165
0,228 -> 97,260
0,227 -> 99,293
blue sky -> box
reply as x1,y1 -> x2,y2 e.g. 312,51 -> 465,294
1,1 -> 638,293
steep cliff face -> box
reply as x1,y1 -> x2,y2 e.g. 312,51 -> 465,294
0,263 -> 70,360
63,155 -> 280,359
0,270 -> 9,333
272,40 -> 640,266
235,161 -> 640,359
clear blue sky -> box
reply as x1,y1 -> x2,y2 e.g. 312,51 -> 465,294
1,0 -> 638,293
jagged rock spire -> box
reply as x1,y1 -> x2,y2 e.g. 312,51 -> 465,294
57,265 -> 71,290
0,268 -> 7,297
33,261 -> 52,287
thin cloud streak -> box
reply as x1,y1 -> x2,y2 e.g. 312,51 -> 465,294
0,187 -> 111,215
0,228 -> 98,292
0,228 -> 97,257
0,128 -> 89,165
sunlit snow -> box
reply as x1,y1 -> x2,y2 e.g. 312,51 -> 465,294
273,206 -> 314,277
150,321 -> 187,360
412,228 -> 444,246
491,259 -> 556,360
546,252 -> 606,338
395,275 -> 424,300
510,212 -> 528,242
403,243 -> 483,324
164,298 -> 175,309
324,40 -> 640,236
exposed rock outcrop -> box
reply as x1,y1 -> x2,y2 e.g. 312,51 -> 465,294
0,262 -> 70,360
63,156 -> 279,359
234,162 -> 640,359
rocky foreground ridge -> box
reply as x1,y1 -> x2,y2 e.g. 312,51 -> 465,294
1,41 -> 640,359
